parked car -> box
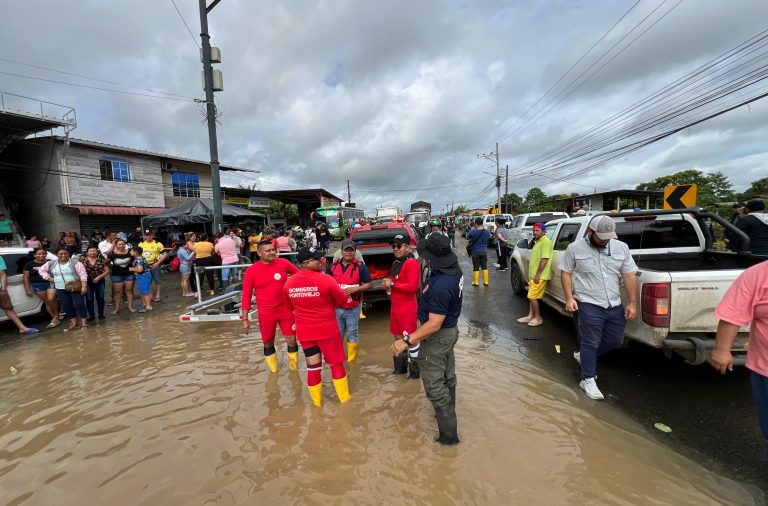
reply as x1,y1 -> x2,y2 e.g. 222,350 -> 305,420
348,223 -> 421,303
480,213 -> 514,246
0,247 -> 57,323
508,209 -> 762,365
507,212 -> 569,246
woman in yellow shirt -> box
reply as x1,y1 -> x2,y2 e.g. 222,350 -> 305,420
248,231 -> 260,263
193,233 -> 216,294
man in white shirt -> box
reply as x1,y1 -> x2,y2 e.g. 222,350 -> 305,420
98,232 -> 116,259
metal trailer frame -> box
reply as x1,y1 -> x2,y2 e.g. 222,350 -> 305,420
179,253 -> 298,323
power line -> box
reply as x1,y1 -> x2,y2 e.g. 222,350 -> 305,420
0,57 -> 195,100
170,0 -> 202,49
0,71 -> 196,102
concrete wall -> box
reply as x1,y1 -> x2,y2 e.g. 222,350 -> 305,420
161,160 -> 213,208
64,144 -> 164,207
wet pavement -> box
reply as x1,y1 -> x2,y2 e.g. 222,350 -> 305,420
0,252 -> 766,505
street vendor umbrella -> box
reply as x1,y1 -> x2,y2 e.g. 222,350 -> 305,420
141,198 -> 265,228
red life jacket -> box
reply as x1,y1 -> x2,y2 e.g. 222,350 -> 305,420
330,259 -> 362,309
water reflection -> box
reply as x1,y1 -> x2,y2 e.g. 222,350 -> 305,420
0,306 -> 762,505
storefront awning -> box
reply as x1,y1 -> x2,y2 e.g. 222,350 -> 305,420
62,205 -> 167,216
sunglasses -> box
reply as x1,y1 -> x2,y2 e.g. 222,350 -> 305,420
391,244 -> 406,249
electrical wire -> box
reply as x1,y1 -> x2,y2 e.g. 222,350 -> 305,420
0,71 -> 196,102
0,57 -> 195,100
170,0 -> 202,49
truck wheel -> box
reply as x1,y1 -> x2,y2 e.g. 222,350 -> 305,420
510,263 -> 526,296
223,283 -> 242,312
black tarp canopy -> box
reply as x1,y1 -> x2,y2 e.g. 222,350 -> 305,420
141,198 -> 265,228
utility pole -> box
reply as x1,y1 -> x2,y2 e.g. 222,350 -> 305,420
347,179 -> 351,205
199,0 -> 223,233
495,142 -> 501,214
504,164 -> 509,213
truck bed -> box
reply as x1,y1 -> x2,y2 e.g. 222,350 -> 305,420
632,250 -> 762,272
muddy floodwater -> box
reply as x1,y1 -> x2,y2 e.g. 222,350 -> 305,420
0,304 -> 763,505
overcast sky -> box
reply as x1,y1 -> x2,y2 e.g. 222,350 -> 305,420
2,0 -> 768,214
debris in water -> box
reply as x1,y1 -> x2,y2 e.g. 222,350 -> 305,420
654,423 -> 672,433
10,366 -> 18,374
555,345 -> 561,353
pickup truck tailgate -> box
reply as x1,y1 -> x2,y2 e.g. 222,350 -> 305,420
667,270 -> 742,333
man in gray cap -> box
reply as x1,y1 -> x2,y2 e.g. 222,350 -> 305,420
326,239 -> 372,362
560,215 -> 638,400
392,233 -> 464,444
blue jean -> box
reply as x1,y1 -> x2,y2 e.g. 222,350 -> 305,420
336,305 -> 361,343
221,262 -> 238,283
576,302 -> 626,379
56,289 -> 87,319
86,279 -> 106,318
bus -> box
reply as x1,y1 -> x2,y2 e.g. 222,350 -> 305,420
312,206 -> 365,239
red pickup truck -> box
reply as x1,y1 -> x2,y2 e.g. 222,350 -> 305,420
348,223 -> 422,303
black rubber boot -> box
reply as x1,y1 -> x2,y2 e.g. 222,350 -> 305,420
407,358 -> 420,379
392,354 -> 408,374
448,385 -> 456,410
434,403 -> 460,445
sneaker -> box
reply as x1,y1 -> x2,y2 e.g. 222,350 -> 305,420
573,351 -> 581,364
493,263 -> 501,268
579,377 -> 604,400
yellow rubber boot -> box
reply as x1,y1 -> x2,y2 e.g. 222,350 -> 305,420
333,376 -> 352,404
482,269 -> 489,286
288,351 -> 299,371
359,309 -> 367,319
265,353 -> 279,373
472,271 -> 479,286
347,342 -> 358,362
307,383 -> 322,406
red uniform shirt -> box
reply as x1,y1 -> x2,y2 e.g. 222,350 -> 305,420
241,258 -> 299,311
284,269 -> 348,341
390,257 -> 420,307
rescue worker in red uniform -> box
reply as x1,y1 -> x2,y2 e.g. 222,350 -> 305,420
241,240 -> 300,372
325,239 -> 373,362
284,247 -> 351,406
382,234 -> 421,377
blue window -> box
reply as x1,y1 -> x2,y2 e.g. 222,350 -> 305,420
172,171 -> 200,197
99,158 -> 130,183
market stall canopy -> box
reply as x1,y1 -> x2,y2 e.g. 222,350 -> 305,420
141,198 -> 264,227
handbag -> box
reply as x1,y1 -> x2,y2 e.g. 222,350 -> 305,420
56,262 -> 83,292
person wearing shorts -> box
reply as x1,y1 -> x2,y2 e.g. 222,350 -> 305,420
129,246 -> 153,313
241,240 -> 300,373
284,247 -> 351,406
138,233 -> 166,302
382,234 -> 420,377
108,239 -> 135,313
23,248 -> 60,328
517,223 -> 552,327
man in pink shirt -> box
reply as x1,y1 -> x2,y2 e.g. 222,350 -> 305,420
711,259 -> 768,459
214,231 -> 240,286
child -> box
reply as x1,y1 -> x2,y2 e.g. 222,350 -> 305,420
130,246 -> 153,312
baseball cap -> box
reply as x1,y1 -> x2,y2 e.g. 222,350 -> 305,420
532,223 -> 544,230
732,202 -> 745,208
389,234 -> 408,245
746,199 -> 765,212
296,247 -> 324,263
417,233 -> 458,269
341,239 -> 356,250
588,215 -> 618,240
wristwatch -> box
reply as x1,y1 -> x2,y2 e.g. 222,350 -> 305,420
402,332 -> 411,345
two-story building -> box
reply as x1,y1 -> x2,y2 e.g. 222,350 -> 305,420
0,136 -> 259,240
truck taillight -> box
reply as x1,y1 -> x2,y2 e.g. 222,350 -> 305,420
641,283 -> 670,327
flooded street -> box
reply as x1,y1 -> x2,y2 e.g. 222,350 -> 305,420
0,285 -> 763,506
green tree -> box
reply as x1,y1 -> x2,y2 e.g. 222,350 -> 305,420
501,192 -> 524,214
740,177 -> 768,200
450,204 -> 469,216
524,187 -> 547,212
635,169 -> 735,210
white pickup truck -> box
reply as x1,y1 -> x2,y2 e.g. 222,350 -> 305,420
508,210 -> 763,365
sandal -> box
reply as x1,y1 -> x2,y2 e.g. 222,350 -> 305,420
153,298 -> 161,302
20,328 -> 39,334
80,325 -> 89,331
63,323 -> 80,332
47,320 -> 61,328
